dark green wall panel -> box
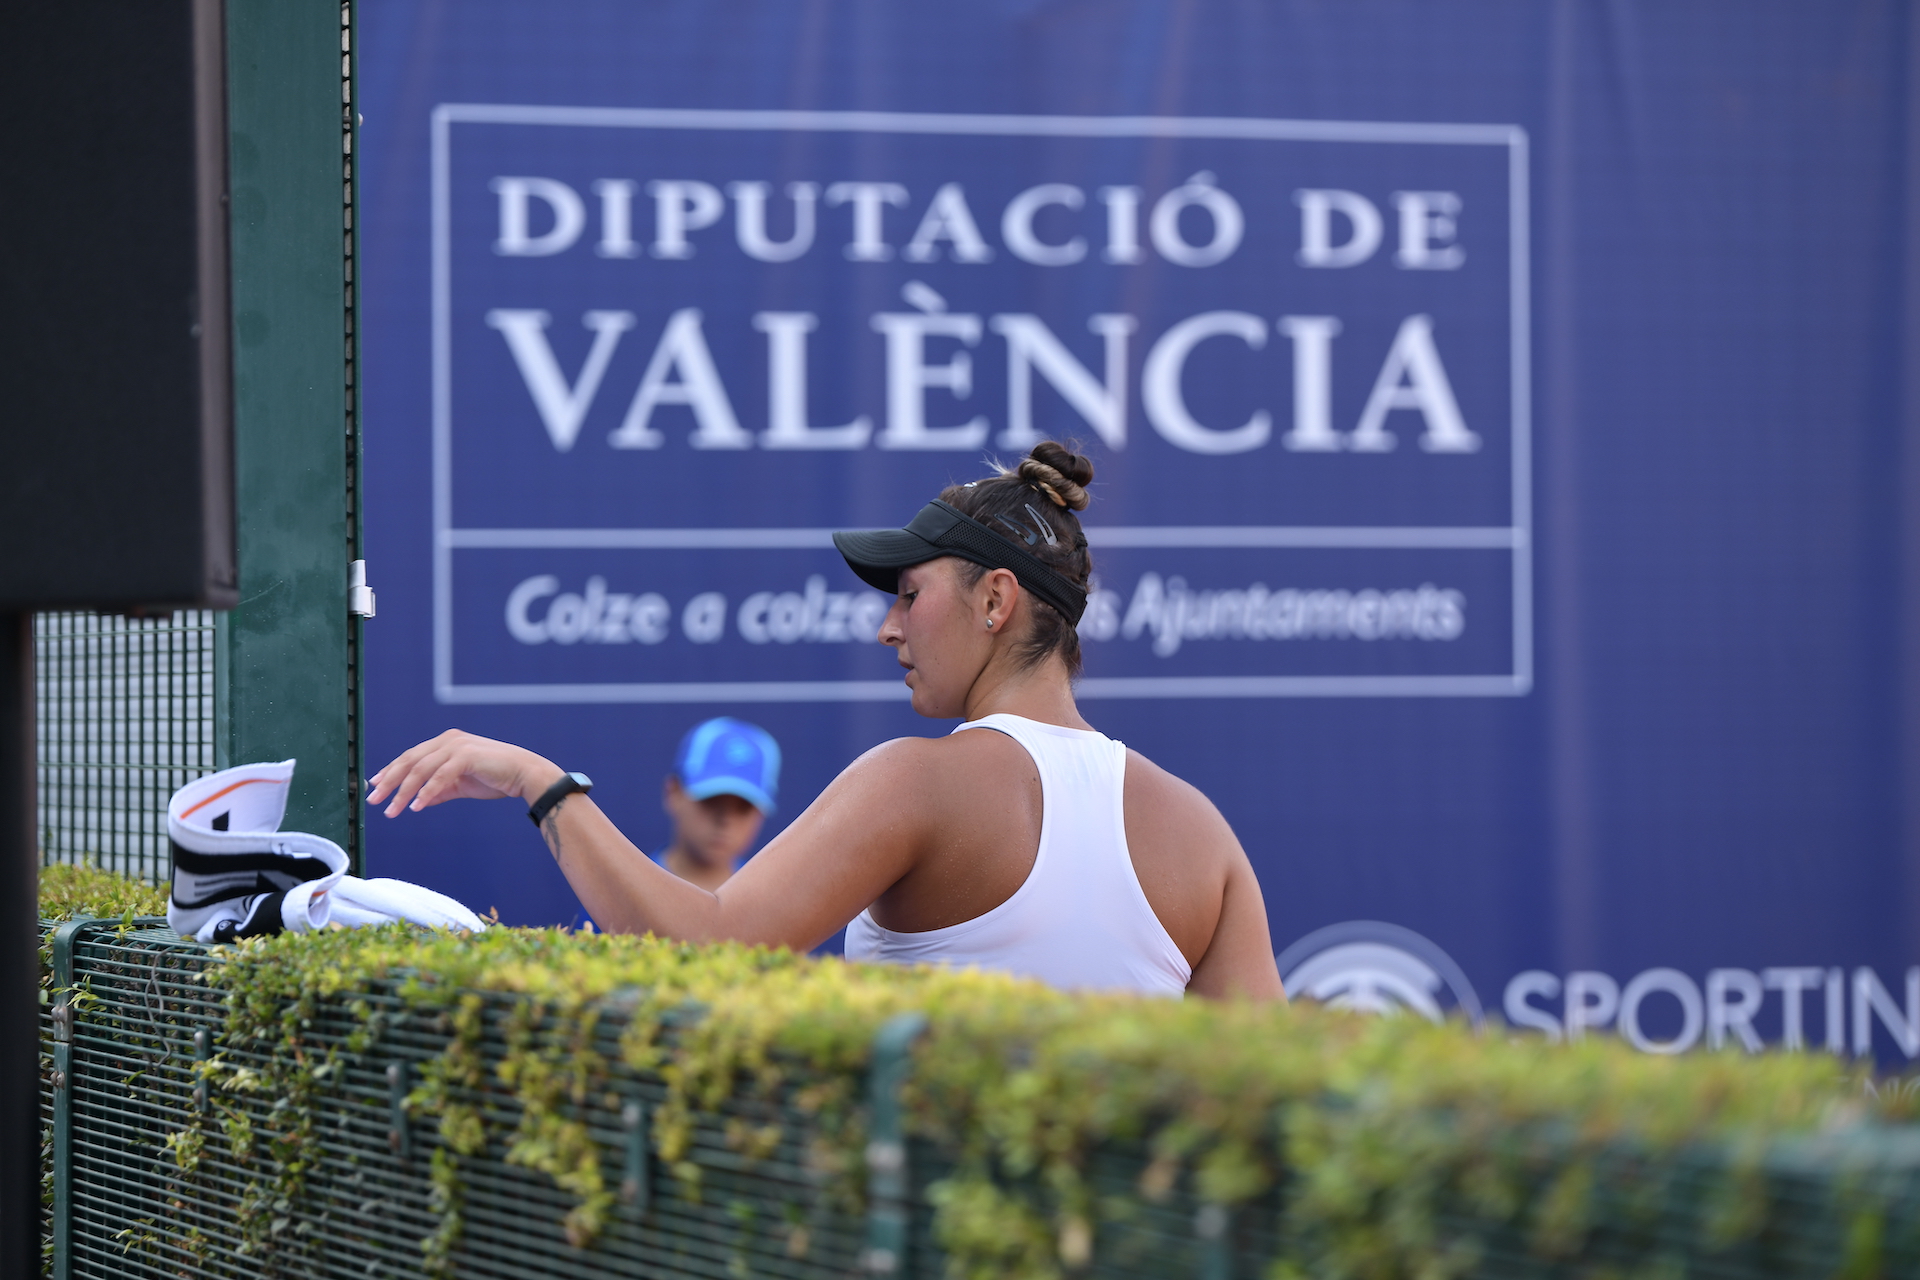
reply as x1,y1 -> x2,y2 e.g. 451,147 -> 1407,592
222,0 -> 357,857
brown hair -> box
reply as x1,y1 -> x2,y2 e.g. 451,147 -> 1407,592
938,440 -> 1095,676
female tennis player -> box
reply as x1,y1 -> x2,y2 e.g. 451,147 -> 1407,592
368,443 -> 1283,1000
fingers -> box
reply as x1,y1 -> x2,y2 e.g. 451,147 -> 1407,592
368,736 -> 470,805
367,753 -> 414,806
388,744 -> 471,817
368,730 -> 540,817
407,752 -> 474,812
365,728 -> 562,827
369,730 -> 468,815
367,728 -> 459,805
380,752 -> 437,817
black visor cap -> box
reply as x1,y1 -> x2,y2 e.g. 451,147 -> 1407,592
832,500 -> 1088,625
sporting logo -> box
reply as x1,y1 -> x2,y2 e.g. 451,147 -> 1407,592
1274,920 -> 1483,1026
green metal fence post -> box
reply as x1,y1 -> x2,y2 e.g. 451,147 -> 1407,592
48,917 -> 96,1280
862,1012 -> 928,1278
193,1029 -> 211,1115
621,1100 -> 652,1216
1197,1203 -> 1234,1280
220,0 -> 361,866
346,0 -> 367,872
387,1060 -> 411,1161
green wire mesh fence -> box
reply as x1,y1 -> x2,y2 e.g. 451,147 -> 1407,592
40,922 -> 935,1280
38,918 -> 1920,1280
35,612 -> 218,886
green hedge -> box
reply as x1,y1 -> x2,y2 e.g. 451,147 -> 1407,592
40,869 -> 1920,1279
37,865 -> 172,1271
37,862 -> 168,925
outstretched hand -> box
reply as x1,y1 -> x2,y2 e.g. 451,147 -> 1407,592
366,729 -> 560,818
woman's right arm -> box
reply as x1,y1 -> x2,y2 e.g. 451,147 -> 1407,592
367,729 -> 941,949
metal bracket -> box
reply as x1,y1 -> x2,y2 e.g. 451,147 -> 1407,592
621,1100 -> 650,1215
349,559 -> 376,618
387,1061 -> 411,1159
49,916 -> 99,1280
861,1012 -> 928,1277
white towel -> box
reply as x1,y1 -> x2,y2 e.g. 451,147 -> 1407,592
327,876 -> 488,932
167,761 -> 486,943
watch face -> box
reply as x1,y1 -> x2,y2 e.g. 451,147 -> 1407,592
569,772 -> 593,790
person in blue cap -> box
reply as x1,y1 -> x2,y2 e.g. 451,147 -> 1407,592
652,718 -> 780,891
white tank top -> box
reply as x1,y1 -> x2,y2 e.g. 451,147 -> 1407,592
843,714 -> 1191,997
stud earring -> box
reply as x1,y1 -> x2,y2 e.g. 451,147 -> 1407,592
985,618 -> 994,629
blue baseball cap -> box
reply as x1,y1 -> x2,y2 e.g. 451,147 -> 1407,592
673,717 -> 781,814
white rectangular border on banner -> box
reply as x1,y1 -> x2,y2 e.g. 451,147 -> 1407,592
430,106 -> 1532,703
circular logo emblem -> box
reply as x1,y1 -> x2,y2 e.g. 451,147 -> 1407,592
1274,920 -> 1483,1026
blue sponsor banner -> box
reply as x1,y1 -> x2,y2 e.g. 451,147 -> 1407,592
433,108 -> 1524,699
360,1 -> 1920,1062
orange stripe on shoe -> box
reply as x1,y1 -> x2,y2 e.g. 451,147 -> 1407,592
179,776 -> 279,820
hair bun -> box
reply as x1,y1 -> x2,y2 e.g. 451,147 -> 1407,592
1017,441 -> 1093,511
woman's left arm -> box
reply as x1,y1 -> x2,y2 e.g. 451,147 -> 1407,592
1184,854 -> 1286,1001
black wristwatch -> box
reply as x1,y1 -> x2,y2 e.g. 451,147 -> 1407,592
528,771 -> 592,827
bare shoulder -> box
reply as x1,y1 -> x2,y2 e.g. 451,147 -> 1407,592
1122,749 -> 1239,856
843,734 -> 945,773
845,729 -> 1025,773
825,735 -> 946,804
834,730 -> 1031,806
1120,748 -> 1243,966
1122,748 -> 1284,1000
